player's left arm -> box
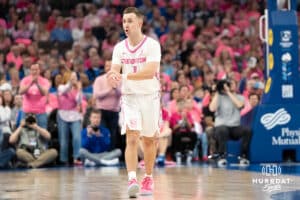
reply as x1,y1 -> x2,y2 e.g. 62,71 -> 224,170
126,61 -> 160,80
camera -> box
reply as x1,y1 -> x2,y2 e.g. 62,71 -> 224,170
25,114 -> 36,125
216,80 -> 230,93
91,126 -> 99,132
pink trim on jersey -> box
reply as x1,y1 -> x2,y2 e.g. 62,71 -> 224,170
125,36 -> 147,53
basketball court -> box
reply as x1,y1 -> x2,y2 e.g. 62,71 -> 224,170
0,164 -> 299,199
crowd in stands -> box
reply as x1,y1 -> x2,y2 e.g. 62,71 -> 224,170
0,0 -> 271,169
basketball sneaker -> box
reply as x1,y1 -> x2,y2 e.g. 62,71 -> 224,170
238,156 -> 250,167
217,157 -> 227,167
127,178 -> 139,198
141,176 -> 154,195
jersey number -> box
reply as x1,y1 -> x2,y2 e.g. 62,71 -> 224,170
133,66 -> 137,73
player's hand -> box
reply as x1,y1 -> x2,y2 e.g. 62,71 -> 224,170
107,70 -> 120,88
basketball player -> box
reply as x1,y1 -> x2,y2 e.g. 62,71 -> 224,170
107,7 -> 161,198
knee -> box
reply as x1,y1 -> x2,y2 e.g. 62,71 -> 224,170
73,134 -> 81,143
16,148 -> 23,155
215,126 -> 228,137
142,137 -> 156,147
126,133 -> 139,147
49,149 -> 58,158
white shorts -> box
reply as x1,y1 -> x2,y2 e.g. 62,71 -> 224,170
120,92 -> 161,137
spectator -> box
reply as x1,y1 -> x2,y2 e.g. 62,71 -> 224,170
85,55 -> 103,82
33,22 -> 50,42
93,60 -> 121,150
78,26 -> 99,50
0,132 -> 15,168
7,68 -> 20,94
170,99 -> 197,165
79,109 -> 122,166
57,72 -> 83,165
71,18 -> 84,42
19,63 -> 50,129
11,18 -> 31,40
12,94 -> 23,129
0,91 -> 15,168
0,95 -> 11,134
83,4 -> 100,28
2,89 -> 14,130
9,114 -> 57,168
0,26 -> 11,52
50,16 -> 72,43
101,32 -> 119,54
6,45 -> 23,70
241,93 -> 260,128
209,79 -> 252,167
156,106 -> 172,166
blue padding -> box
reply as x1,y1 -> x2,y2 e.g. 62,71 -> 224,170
226,140 -> 241,163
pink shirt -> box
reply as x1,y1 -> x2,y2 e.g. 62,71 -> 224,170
46,93 -> 58,114
21,76 -> 50,114
93,74 -> 121,112
187,101 -> 202,123
169,111 -> 193,130
6,52 -> 23,69
58,87 -> 79,110
57,83 -> 83,122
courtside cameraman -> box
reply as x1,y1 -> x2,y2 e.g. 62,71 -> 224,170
209,79 -> 252,167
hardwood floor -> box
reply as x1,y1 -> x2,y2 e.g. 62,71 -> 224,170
0,165 -> 299,200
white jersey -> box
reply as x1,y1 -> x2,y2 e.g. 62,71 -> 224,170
112,35 -> 161,95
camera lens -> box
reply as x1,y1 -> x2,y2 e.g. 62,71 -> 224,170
92,126 -> 99,132
25,115 -> 36,124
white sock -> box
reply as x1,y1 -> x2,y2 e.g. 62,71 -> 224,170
145,174 -> 152,178
128,171 -> 137,181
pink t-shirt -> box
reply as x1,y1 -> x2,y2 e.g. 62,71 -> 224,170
6,52 -> 23,69
21,76 -> 50,114
46,93 -> 58,114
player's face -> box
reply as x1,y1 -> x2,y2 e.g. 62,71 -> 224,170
122,13 -> 142,37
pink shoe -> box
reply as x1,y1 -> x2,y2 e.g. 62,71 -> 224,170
141,177 -> 154,195
127,178 -> 139,198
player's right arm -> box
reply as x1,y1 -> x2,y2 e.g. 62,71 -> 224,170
107,43 -> 122,88
106,64 -> 121,87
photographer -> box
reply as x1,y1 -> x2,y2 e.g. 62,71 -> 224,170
209,79 -> 252,166
79,109 -> 121,166
9,114 -> 57,168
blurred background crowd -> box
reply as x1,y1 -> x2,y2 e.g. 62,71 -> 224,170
0,0 -> 297,169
